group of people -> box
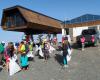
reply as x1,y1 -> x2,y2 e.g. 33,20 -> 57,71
0,36 -> 72,76
0,41 -> 34,75
35,38 -> 56,61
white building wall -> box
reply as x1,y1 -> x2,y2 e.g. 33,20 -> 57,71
62,28 -> 66,36
73,27 -> 88,37
96,25 -> 100,30
70,25 -> 100,42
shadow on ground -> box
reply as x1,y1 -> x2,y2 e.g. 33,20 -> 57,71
0,67 -> 2,72
54,54 -> 63,66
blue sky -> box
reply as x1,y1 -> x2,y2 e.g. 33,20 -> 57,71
0,0 -> 100,42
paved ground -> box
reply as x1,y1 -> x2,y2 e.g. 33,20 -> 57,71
0,44 -> 100,80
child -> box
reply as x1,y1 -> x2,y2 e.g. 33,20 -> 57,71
43,40 -> 50,62
20,54 -> 29,70
80,36 -> 85,51
91,35 -> 96,46
27,42 -> 34,61
4,42 -> 13,72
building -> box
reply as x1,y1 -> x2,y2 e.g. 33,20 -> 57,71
1,5 -> 100,42
65,14 -> 100,42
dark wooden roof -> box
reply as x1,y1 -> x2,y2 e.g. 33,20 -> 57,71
1,5 -> 62,34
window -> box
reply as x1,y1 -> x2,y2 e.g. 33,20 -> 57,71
5,12 -> 25,27
6,17 -> 11,27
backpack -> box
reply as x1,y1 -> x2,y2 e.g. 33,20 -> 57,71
18,44 -> 26,54
20,45 -> 26,53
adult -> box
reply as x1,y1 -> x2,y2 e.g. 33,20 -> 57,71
62,37 -> 69,68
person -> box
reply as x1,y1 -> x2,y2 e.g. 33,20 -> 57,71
43,40 -> 50,62
62,37 -> 69,68
15,42 -> 19,48
19,41 -> 29,70
0,42 -> 5,66
6,42 -> 21,76
20,53 -> 29,70
27,42 -> 34,61
4,42 -> 13,72
38,41 -> 44,59
91,35 -> 96,46
80,36 -> 85,51
53,37 -> 57,45
4,42 -> 19,72
15,42 -> 19,54
35,42 -> 40,57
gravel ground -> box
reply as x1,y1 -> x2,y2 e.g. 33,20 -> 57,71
0,45 -> 100,80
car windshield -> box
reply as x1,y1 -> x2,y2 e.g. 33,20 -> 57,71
82,29 -> 96,35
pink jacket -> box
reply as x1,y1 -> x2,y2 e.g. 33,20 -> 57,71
81,37 -> 85,43
91,35 -> 95,42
